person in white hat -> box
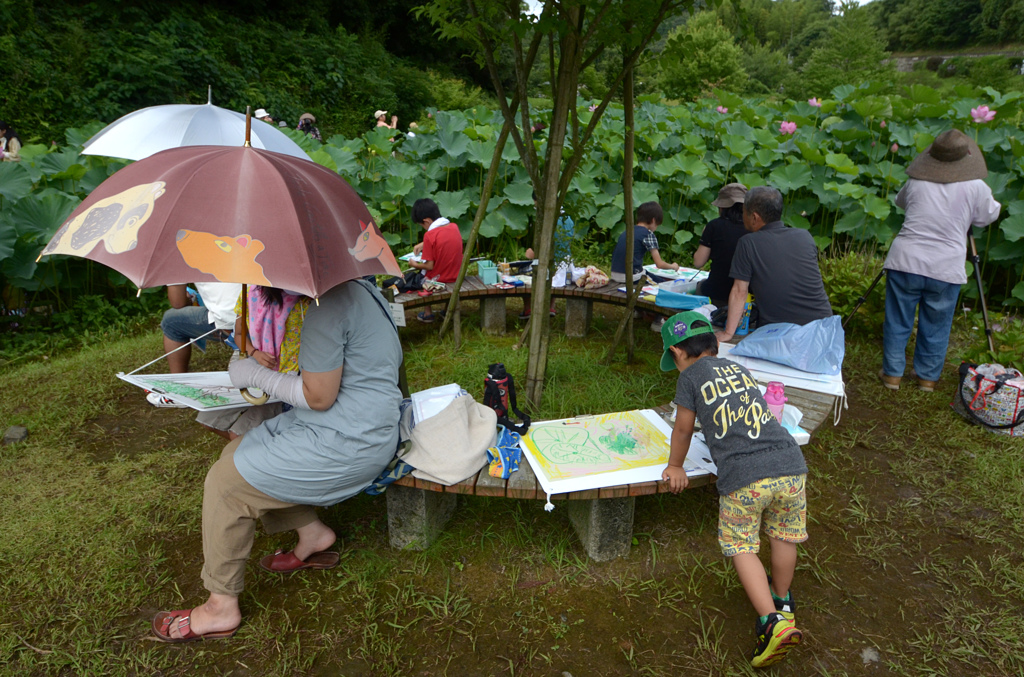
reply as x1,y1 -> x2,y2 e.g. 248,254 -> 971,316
254,108 -> 273,123
375,109 -> 398,129
879,129 -> 1002,392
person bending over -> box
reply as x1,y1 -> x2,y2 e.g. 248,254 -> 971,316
610,201 -> 679,283
660,311 -> 807,668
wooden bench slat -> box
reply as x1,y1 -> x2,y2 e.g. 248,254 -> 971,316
628,481 -> 659,496
414,476 -> 446,492
567,488 -> 600,500
446,471 -> 479,494
506,460 -> 538,499
473,467 -> 508,497
392,474 -> 417,488
598,484 -> 630,499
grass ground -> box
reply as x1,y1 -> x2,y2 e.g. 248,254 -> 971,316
1,300 -> 1022,676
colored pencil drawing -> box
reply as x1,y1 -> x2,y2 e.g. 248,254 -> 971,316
117,371 -> 269,411
523,410 -> 671,482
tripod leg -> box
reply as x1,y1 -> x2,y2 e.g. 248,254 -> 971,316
843,269 -> 886,329
968,235 -> 995,353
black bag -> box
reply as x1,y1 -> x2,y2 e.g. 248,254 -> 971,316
382,270 -> 425,293
483,363 -> 531,435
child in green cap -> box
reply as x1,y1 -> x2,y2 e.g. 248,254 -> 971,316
660,311 -> 808,668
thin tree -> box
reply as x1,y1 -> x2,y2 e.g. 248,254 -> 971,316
417,0 -> 694,407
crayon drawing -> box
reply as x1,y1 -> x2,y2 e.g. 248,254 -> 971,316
522,410 -> 672,482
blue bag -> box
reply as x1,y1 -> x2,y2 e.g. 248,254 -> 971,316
486,425 -> 522,479
655,289 -> 711,310
730,315 -> 845,375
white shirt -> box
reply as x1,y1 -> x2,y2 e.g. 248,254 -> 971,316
195,282 -> 242,330
884,179 -> 1001,285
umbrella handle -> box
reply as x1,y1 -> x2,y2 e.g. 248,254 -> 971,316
240,386 -> 270,406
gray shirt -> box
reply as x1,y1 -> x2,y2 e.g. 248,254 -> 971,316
729,221 -> 832,326
233,280 -> 403,506
674,356 -> 807,496
885,179 -> 1001,285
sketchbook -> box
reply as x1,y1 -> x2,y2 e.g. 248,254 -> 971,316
117,371 -> 276,411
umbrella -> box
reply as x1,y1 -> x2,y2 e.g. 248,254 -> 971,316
81,90 -> 310,162
40,144 -> 403,299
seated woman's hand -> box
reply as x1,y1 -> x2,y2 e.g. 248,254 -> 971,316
250,349 -> 278,371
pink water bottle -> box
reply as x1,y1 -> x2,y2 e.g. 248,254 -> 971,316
765,381 -> 786,423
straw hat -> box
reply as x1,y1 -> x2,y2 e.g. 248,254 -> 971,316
906,129 -> 987,183
711,182 -> 748,208
299,113 -> 316,123
374,110 -> 388,119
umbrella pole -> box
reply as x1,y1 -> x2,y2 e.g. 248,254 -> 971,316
245,107 -> 252,147
238,283 -> 270,405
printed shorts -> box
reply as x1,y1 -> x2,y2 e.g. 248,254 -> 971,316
718,474 -> 807,557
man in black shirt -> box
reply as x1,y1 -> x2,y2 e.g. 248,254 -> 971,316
716,186 -> 832,342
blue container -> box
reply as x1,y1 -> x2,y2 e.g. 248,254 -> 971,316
478,260 -> 499,285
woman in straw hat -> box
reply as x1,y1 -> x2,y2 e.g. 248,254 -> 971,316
694,182 -> 748,308
879,129 -> 1001,392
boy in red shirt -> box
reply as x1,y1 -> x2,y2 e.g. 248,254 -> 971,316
408,198 -> 464,322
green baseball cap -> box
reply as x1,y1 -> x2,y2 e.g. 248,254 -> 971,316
660,311 -> 715,371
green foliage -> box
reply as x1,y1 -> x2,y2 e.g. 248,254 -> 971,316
820,253 -> 886,334
799,5 -> 897,99
658,12 -> 747,101
0,0 -> 452,140
961,316 -> 1024,371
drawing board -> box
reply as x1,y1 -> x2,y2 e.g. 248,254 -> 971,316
519,409 -> 717,496
118,371 -> 276,411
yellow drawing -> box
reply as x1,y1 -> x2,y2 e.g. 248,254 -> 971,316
43,182 -> 165,256
522,410 -> 671,482
175,229 -> 272,285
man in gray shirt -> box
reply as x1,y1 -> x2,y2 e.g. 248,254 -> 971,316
716,186 -> 832,342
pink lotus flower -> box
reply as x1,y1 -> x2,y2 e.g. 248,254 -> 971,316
716,105 -> 729,114
427,112 -> 432,118
891,143 -> 899,153
780,121 -> 797,135
879,120 -> 886,128
971,105 -> 996,123
588,104 -> 598,112
808,97 -> 822,108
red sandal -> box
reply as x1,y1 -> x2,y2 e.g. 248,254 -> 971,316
258,549 -> 341,573
152,608 -> 239,643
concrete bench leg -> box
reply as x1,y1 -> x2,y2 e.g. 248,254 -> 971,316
564,298 -> 593,338
568,496 -> 635,561
386,484 -> 457,550
480,296 -> 507,335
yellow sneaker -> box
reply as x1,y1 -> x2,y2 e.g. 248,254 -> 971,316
751,612 -> 802,668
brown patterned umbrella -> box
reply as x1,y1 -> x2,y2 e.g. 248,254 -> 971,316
40,144 -> 402,298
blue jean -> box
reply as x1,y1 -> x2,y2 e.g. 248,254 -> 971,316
882,270 -> 960,382
161,305 -> 215,351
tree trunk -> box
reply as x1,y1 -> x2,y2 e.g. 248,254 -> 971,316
438,117 -> 514,341
622,61 -> 636,363
523,5 -> 583,409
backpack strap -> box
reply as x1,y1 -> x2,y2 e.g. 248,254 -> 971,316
502,373 -> 531,435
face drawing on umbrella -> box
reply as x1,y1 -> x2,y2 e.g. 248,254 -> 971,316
348,220 -> 402,275
43,182 -> 166,256
175,229 -> 273,286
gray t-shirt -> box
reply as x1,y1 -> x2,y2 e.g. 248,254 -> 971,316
233,280 -> 403,506
729,221 -> 832,326
674,356 -> 807,496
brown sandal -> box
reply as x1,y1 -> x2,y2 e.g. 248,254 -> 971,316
152,608 -> 239,643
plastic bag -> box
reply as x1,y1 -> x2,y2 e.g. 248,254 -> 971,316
730,315 -> 845,375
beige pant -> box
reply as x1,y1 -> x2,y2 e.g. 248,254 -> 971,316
201,437 -> 318,596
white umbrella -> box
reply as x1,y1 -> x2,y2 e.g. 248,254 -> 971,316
82,89 -> 310,162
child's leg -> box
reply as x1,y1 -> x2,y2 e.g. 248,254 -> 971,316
769,538 -> 798,599
731,553 -> 775,618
